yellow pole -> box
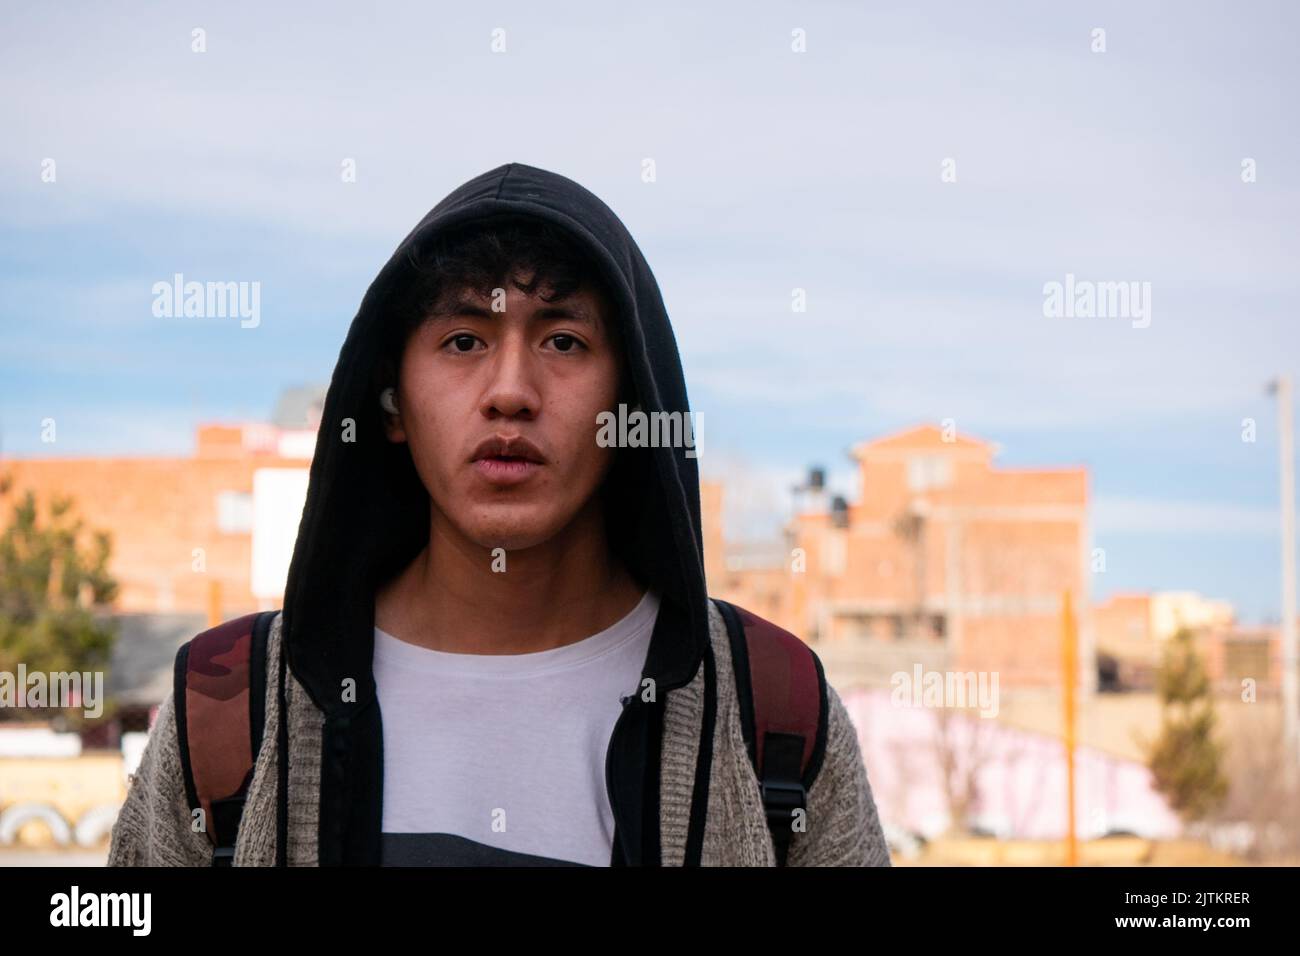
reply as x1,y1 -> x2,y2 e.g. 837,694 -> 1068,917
207,578 -> 222,629
1062,589 -> 1078,866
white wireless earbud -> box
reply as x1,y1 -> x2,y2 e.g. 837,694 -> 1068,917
379,387 -> 399,415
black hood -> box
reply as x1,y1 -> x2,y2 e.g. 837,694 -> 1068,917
275,163 -> 712,864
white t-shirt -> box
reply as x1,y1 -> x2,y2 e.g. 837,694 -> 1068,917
373,589 -> 659,866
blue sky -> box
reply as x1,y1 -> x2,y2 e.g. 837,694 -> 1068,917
2,1 -> 1297,623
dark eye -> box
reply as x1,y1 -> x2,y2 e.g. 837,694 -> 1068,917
550,334 -> 583,352
450,334 -> 478,352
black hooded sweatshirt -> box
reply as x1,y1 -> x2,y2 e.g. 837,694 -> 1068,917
277,162 -> 713,866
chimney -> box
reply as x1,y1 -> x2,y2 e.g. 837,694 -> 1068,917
831,495 -> 850,529
795,465 -> 828,515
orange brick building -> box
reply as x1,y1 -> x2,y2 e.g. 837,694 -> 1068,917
706,424 -> 1094,691
1093,591 -> 1280,694
0,387 -> 324,621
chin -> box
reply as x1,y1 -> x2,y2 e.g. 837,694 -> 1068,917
459,507 -> 567,553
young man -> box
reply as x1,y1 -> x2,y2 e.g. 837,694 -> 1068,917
108,162 -> 892,867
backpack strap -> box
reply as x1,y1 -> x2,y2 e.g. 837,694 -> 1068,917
173,610 -> 276,866
711,598 -> 829,866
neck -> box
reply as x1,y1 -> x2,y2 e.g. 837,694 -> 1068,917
374,499 -> 645,654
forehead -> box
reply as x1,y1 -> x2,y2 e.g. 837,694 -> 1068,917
432,280 -> 613,329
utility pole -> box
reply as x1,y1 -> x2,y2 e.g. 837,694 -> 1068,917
1267,376 -> 1298,776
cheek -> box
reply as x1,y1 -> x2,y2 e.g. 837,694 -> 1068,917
550,373 -> 620,483
399,362 -> 464,478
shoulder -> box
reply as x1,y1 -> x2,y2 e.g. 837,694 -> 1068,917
705,598 -> 823,680
705,598 -> 892,866
790,676 -> 893,865
704,598 -> 829,781
106,684 -> 212,865
178,609 -> 300,719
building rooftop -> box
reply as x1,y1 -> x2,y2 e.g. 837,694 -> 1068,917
271,384 -> 328,430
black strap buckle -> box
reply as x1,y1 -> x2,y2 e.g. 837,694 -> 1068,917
212,845 -> 236,867
760,777 -> 807,831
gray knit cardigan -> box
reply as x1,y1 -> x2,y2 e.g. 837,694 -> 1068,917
108,601 -> 892,866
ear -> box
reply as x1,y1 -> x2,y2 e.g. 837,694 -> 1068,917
380,388 -> 407,443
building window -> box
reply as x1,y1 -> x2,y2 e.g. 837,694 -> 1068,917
820,530 -> 847,575
907,455 -> 952,491
216,490 -> 254,533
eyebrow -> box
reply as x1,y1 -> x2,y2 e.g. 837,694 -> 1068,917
432,295 -> 599,327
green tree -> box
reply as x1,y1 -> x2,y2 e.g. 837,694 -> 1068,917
0,473 -> 120,726
1146,626 -> 1229,822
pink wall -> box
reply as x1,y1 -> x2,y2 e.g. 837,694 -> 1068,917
841,688 -> 1183,840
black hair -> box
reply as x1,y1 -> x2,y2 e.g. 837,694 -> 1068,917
373,214 -> 628,403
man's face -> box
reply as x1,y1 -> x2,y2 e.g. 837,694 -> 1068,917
385,272 -> 623,552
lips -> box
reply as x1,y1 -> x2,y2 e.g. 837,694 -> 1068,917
470,434 -> 545,486
470,434 -> 546,464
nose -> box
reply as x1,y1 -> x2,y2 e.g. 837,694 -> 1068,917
478,329 -> 540,421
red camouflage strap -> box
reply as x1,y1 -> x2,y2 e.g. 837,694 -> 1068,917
181,611 -> 260,843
